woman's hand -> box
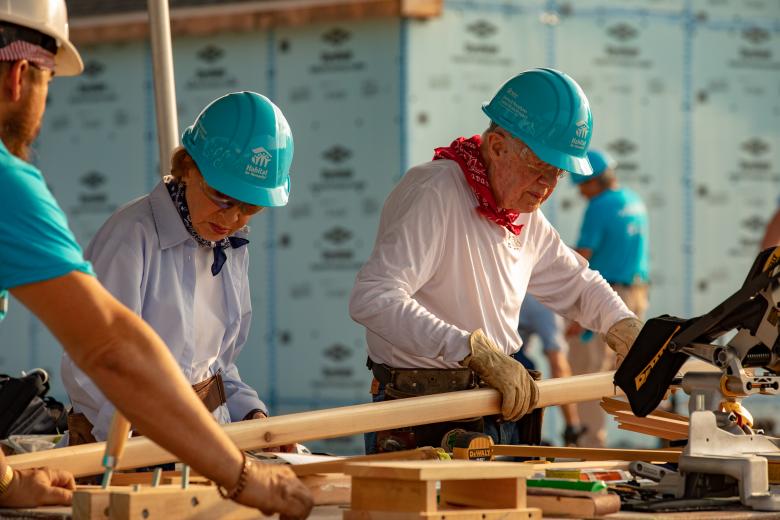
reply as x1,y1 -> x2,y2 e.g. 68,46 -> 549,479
0,468 -> 75,508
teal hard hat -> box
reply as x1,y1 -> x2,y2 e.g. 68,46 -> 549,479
181,91 -> 294,207
482,68 -> 593,176
571,149 -> 617,185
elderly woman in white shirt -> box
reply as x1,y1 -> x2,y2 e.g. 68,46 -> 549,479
61,91 -> 293,445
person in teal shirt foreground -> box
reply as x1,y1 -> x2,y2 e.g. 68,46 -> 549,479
0,1 -> 311,515
567,148 -> 650,448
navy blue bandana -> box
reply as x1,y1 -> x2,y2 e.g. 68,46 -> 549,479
165,177 -> 249,276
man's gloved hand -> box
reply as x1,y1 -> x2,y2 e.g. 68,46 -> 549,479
604,317 -> 643,368
460,329 -> 539,422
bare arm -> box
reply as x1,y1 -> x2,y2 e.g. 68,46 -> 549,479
11,271 -> 312,517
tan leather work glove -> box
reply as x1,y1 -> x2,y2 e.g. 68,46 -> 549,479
604,317 -> 643,368
460,329 -> 539,422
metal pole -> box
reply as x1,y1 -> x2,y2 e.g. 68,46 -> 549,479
147,0 -> 179,178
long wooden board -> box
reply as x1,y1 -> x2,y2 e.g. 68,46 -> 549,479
9,361 -> 714,477
491,445 -> 681,463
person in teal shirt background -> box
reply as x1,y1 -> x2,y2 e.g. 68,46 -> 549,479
567,149 -> 650,448
574,154 -> 649,286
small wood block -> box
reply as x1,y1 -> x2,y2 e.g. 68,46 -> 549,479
107,485 -> 258,520
527,494 -> 620,517
351,477 -> 436,513
73,487 -> 113,520
344,461 -> 540,520
440,478 -> 525,509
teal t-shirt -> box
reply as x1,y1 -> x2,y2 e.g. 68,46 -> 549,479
576,187 -> 649,285
0,140 -> 93,320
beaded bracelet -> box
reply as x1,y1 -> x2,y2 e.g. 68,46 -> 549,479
217,452 -> 251,500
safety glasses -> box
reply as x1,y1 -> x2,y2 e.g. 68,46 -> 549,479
519,146 -> 566,180
198,178 -> 265,216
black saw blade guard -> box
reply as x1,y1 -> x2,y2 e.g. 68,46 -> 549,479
613,316 -> 691,417
615,247 -> 780,417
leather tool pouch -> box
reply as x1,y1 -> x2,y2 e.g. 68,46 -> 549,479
192,372 -> 227,413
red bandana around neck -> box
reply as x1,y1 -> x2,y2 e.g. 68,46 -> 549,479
433,135 -> 523,235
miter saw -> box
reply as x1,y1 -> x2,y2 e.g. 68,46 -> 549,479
614,246 -> 780,511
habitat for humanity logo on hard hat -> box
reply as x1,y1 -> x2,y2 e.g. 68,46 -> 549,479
572,120 -> 589,149
246,147 -> 272,179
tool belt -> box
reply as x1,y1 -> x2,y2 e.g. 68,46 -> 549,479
368,357 -> 484,452
368,358 -> 544,453
368,358 -> 479,399
67,372 -> 227,446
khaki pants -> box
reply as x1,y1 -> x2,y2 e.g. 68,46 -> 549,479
567,284 -> 648,447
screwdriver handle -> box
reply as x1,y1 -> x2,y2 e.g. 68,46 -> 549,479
103,412 -> 131,470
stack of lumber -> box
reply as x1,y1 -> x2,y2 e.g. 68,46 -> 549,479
601,397 -> 689,441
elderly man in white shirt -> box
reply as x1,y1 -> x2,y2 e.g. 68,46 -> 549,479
350,68 -> 642,453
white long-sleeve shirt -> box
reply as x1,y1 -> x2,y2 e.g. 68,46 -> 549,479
349,159 -> 634,369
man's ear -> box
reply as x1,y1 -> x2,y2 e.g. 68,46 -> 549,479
2,60 -> 28,102
485,130 -> 507,160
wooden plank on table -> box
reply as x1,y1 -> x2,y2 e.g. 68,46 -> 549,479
612,418 -> 688,439
491,445 -> 681,463
602,397 -> 688,421
530,460 -> 631,471
292,447 -> 441,476
612,410 -> 689,433
617,422 -> 688,441
344,461 -> 535,481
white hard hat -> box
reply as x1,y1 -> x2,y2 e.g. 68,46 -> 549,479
0,0 -> 83,76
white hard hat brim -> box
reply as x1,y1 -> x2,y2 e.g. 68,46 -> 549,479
54,38 -> 83,76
